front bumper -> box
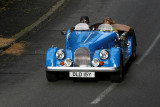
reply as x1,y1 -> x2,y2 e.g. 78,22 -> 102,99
46,67 -> 119,72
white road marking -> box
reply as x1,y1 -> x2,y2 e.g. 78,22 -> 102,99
90,83 -> 118,104
135,33 -> 160,64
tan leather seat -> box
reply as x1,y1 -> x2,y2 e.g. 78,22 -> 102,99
113,24 -> 132,32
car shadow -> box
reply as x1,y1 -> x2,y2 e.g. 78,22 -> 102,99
57,72 -> 111,83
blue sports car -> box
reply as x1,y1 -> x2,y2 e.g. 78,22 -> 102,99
45,23 -> 137,82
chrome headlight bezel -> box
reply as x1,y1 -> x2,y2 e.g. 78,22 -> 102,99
56,50 -> 65,60
99,50 -> 109,60
92,58 -> 100,67
64,58 -> 72,67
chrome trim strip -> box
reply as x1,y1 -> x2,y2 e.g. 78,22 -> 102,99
46,67 -> 119,72
67,32 -> 71,40
84,31 -> 94,43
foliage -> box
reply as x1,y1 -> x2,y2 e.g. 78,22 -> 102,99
0,0 -> 8,7
0,0 -> 19,12
0,0 -> 19,7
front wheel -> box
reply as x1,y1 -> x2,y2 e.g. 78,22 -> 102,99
46,71 -> 58,82
110,54 -> 124,83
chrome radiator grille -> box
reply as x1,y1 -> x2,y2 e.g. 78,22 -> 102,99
74,47 -> 90,67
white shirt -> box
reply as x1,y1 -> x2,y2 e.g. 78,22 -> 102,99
98,24 -> 113,31
74,23 -> 90,30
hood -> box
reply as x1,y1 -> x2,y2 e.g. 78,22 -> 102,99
68,31 -> 117,52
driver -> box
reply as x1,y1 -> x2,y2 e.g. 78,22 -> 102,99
74,16 -> 90,30
80,16 -> 90,24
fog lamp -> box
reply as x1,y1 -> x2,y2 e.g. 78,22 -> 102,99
92,58 -> 100,67
64,58 -> 72,67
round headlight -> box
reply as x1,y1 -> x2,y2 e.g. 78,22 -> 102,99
99,50 -> 109,60
56,50 -> 65,60
64,58 -> 72,67
92,58 -> 100,67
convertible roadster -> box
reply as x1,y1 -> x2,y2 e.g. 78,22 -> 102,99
45,23 -> 137,82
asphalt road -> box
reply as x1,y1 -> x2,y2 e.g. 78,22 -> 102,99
1,0 -> 160,107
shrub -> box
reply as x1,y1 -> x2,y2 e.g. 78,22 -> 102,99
0,0 -> 9,7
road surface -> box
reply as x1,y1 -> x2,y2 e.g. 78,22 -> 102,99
0,0 -> 160,107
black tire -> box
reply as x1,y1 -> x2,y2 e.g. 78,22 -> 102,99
46,71 -> 58,82
131,35 -> 137,61
110,54 -> 124,83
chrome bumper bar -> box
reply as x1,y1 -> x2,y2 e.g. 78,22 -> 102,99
46,67 -> 119,72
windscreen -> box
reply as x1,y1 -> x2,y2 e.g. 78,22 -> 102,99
69,31 -> 92,44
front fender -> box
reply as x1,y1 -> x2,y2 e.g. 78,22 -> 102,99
93,47 -> 121,67
109,47 -> 121,67
45,47 -> 58,67
45,47 -> 72,67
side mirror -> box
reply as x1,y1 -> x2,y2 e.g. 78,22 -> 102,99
61,31 -> 67,35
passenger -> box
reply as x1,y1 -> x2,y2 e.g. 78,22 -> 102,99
98,17 -> 118,33
103,17 -> 115,25
74,16 -> 90,30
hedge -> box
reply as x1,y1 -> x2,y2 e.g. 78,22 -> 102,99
0,0 -> 9,7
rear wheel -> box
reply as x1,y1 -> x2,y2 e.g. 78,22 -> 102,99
46,71 -> 58,81
131,36 -> 137,61
110,54 -> 124,83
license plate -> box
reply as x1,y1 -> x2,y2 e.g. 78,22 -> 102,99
69,72 -> 95,78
